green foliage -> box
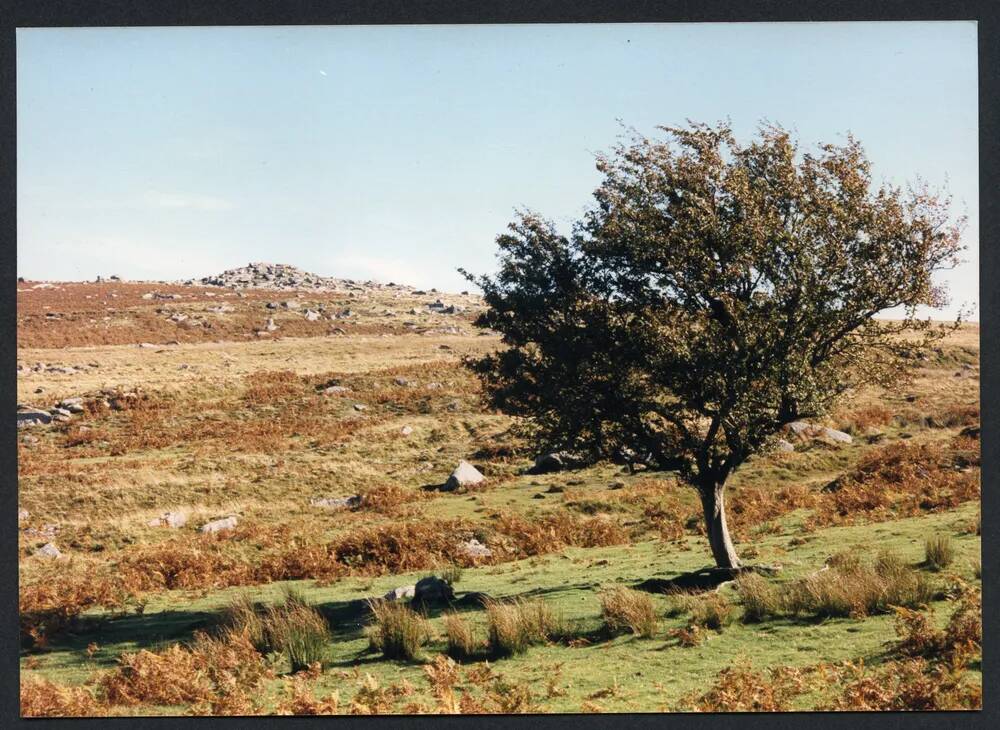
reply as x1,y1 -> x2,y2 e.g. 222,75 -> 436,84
464,121 -> 964,567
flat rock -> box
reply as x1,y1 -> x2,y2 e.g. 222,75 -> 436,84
444,460 -> 484,492
199,516 -> 238,534
459,538 -> 492,559
17,409 -> 52,428
34,542 -> 62,559
148,511 -> 187,528
531,452 -> 565,474
324,385 -> 350,394
818,427 -> 852,444
383,584 -> 416,601
303,309 -> 321,321
775,439 -> 795,453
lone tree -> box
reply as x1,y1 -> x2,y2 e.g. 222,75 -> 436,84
463,122 -> 964,569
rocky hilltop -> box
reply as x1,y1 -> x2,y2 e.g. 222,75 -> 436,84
196,262 -> 406,292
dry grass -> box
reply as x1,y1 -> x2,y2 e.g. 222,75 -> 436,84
98,629 -> 272,710
20,676 -> 105,717
676,660 -> 805,712
484,597 -> 559,657
443,611 -> 481,660
366,599 -> 431,662
599,585 -> 658,638
262,589 -> 332,672
924,534 -> 955,571
735,572 -> 783,623
786,549 -> 934,618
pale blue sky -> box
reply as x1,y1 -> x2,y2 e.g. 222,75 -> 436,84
17,22 -> 978,318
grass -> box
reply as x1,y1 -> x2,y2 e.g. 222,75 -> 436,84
366,600 -> 431,662
16,282 -> 981,714
599,585 -> 658,638
18,504 -> 982,713
484,597 -> 560,657
924,534 -> 956,571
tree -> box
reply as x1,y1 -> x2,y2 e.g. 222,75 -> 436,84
462,121 -> 964,569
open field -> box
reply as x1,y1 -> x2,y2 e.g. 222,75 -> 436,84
18,280 -> 981,715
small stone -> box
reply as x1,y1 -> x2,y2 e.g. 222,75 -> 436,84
17,409 -> 52,428
353,403 -> 368,411
531,452 -> 565,474
324,385 -> 350,394
199,516 -> 238,534
818,427 -> 852,444
413,575 -> 455,606
394,377 -> 409,387
311,496 -> 361,510
303,309 -> 321,321
34,542 -> 62,559
444,460 -> 485,492
148,511 -> 187,528
18,508 -> 29,522
383,585 -> 416,601
775,439 -> 795,453
400,425 -> 414,436
459,538 -> 492,559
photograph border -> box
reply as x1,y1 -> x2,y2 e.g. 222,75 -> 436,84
1,2 -> 995,728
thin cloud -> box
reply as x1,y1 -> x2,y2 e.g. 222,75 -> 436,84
143,191 -> 236,212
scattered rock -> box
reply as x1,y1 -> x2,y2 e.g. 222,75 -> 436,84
199,516 -> 238,534
303,309 -> 321,321
264,318 -> 279,332
545,485 -> 565,494
311,495 -> 361,510
530,452 -> 565,474
147,511 -> 187,528
383,585 -> 416,601
17,409 -> 52,428
459,538 -> 492,559
413,575 -> 455,606
34,542 -> 62,559
818,427 -> 852,444
443,460 -> 484,492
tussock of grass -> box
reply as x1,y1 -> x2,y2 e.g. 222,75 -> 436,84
786,549 -> 934,618
924,535 -> 955,571
664,589 -> 734,630
599,585 -> 658,638
265,589 -> 332,673
366,599 -> 430,662
484,597 -> 559,657
735,572 -> 782,623
443,611 -> 480,660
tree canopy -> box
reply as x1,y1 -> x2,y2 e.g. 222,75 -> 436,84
463,121 -> 964,568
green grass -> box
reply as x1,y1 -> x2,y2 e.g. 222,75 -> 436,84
21,503 -> 981,713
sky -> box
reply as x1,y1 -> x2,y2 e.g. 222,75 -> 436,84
17,22 -> 978,319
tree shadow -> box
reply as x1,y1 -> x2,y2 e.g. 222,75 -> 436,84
633,564 -> 780,594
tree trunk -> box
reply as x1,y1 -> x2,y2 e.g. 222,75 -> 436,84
700,483 -> 741,569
